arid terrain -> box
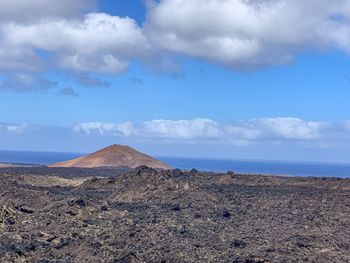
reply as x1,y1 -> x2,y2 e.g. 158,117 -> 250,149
0,166 -> 349,262
50,145 -> 170,170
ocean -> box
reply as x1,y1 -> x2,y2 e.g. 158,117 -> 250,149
0,150 -> 350,178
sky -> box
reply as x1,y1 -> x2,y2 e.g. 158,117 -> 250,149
1,0 -> 350,163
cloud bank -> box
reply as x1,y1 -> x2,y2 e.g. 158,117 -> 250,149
146,0 -> 350,69
1,0 -> 350,89
2,117 -> 350,162
73,117 -> 345,144
2,117 -> 337,143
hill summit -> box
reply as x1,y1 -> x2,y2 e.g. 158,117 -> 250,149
50,144 -> 171,169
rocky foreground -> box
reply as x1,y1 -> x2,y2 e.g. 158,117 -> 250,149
0,167 -> 349,262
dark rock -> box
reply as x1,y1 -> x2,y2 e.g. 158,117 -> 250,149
25,242 -> 37,252
222,209 -> 231,218
231,239 -> 247,248
100,204 -> 108,211
194,213 -> 201,218
0,167 -> 349,262
172,168 -> 184,176
15,206 -> 34,214
89,177 -> 98,183
68,198 -> 86,207
66,210 -> 78,216
4,217 -> 16,225
172,204 -> 181,212
135,165 -> 156,175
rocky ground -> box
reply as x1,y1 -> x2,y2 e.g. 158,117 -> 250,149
0,167 -> 349,262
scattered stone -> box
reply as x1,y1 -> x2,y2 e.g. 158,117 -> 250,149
232,239 -> 247,248
3,216 -> 16,225
172,168 -> 183,176
51,237 -> 70,249
66,210 -> 78,216
172,204 -> 181,212
0,167 -> 349,262
15,206 -> 34,214
68,198 -> 86,207
194,213 -> 201,218
222,209 -> 231,218
100,204 -> 108,211
177,225 -> 187,234
135,165 -> 156,175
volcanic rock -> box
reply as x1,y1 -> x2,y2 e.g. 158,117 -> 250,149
0,167 -> 349,262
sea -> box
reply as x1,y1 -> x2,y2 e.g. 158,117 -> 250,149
1,150 -> 350,178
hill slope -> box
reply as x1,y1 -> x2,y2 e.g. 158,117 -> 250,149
50,144 -> 170,169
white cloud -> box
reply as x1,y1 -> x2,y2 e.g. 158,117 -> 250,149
0,118 -> 341,143
236,118 -> 329,140
2,0 -> 350,89
0,123 -> 34,133
0,0 -> 95,22
73,122 -> 136,136
74,119 -> 221,140
73,117 -> 338,143
2,118 -> 350,162
146,0 -> 350,68
0,13 -> 150,73
142,119 -> 222,139
73,122 -> 117,135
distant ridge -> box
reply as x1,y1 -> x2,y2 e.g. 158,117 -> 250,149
49,144 -> 171,169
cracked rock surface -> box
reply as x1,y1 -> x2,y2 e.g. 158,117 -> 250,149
0,167 -> 349,262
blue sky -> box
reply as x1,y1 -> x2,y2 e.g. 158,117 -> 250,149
2,51 -> 350,125
1,0 -> 350,162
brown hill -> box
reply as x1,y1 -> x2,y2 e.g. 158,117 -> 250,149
50,144 -> 171,169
